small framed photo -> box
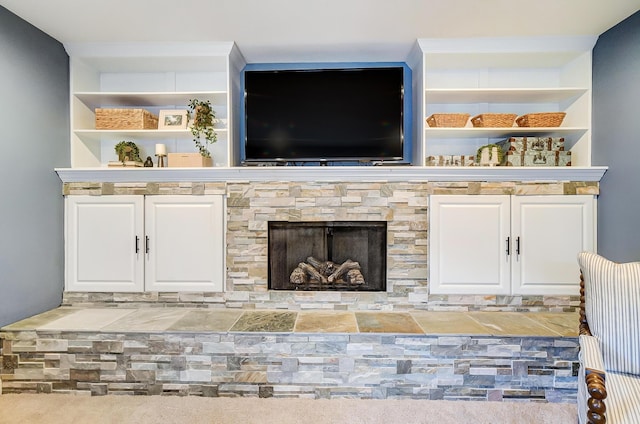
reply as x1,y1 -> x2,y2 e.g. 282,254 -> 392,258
158,110 -> 188,130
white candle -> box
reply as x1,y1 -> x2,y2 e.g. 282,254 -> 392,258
491,147 -> 499,165
480,148 -> 489,166
155,143 -> 166,156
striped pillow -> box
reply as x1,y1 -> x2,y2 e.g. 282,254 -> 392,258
578,251 -> 640,375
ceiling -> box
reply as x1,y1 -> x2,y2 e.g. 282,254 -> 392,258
1,0 -> 639,63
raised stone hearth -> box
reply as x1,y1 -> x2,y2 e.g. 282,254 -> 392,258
0,307 -> 579,401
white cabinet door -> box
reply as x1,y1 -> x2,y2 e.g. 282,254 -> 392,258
429,195 -> 511,295
65,195 -> 144,292
430,194 -> 595,296
511,195 -> 595,295
144,196 -> 225,292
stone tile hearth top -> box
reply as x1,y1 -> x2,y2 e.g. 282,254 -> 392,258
1,307 -> 579,337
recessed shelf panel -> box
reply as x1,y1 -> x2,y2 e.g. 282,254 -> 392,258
75,91 -> 226,109
74,129 -> 229,142
425,88 -> 587,103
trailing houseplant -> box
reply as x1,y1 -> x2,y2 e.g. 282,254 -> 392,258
187,99 -> 217,158
114,141 -> 141,163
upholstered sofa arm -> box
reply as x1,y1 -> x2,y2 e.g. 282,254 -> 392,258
580,335 -> 605,374
579,335 -> 607,424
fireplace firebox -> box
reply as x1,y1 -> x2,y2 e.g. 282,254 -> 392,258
268,221 -> 387,291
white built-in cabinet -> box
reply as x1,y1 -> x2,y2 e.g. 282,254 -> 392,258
65,195 -> 225,292
429,195 -> 595,295
65,42 -> 246,168
414,36 -> 597,167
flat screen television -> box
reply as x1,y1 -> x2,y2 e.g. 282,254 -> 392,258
242,65 -> 409,164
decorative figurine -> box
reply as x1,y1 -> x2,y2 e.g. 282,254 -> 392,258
144,156 -> 154,167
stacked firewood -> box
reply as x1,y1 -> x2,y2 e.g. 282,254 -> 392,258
290,256 -> 365,286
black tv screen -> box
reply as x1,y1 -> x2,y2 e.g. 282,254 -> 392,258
243,66 -> 406,163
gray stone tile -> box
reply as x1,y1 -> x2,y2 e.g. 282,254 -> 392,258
230,311 -> 297,332
410,311 -> 490,335
355,312 -> 423,334
294,311 -> 358,333
38,308 -> 137,331
1,307 -> 81,331
467,312 -> 557,336
166,310 -> 243,332
101,309 -> 190,332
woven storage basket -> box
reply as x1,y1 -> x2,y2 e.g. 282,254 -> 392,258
426,113 -> 469,128
516,112 -> 566,127
471,113 -> 517,128
95,108 -> 159,130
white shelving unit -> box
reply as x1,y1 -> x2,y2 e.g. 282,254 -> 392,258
58,37 -> 607,183
65,42 -> 245,168
416,36 -> 598,167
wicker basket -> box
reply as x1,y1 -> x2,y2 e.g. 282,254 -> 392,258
426,113 -> 470,128
95,108 -> 159,130
471,113 -> 517,128
516,112 -> 566,128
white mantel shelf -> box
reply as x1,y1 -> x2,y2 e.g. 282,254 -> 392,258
55,166 -> 608,183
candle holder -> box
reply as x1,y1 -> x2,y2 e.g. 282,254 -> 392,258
155,143 -> 167,167
156,154 -> 166,167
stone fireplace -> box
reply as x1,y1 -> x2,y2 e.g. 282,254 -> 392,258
226,180 -> 430,301
268,221 -> 387,291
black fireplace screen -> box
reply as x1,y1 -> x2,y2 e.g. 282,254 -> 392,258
268,221 -> 387,291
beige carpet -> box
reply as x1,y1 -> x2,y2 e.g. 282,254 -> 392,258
0,394 -> 577,424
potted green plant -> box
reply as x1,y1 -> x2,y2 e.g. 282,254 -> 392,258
114,141 -> 141,163
187,99 -> 217,159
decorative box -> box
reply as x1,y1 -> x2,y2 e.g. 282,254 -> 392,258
497,137 -> 565,153
426,155 -> 475,166
167,153 -> 213,167
107,160 -> 143,168
502,151 -> 571,167
95,108 -> 159,130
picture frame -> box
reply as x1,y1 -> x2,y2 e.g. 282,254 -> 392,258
158,110 -> 188,130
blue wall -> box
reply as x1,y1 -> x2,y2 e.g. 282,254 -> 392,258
0,7 -> 70,326
592,10 -> 640,262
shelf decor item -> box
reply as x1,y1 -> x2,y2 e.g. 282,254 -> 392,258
497,137 -> 565,153
187,99 -> 217,159
167,153 -> 213,168
516,112 -> 566,128
95,108 -> 158,130
503,151 -> 572,167
471,113 -> 517,128
476,143 -> 504,166
426,155 -> 475,166
114,141 -> 142,163
426,113 -> 469,128
158,110 -> 188,130
155,143 -> 167,167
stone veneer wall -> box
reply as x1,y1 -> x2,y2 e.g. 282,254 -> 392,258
62,180 -> 599,312
0,329 -> 578,401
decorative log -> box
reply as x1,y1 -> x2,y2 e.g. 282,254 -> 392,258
307,256 -> 337,277
298,262 -> 327,283
328,259 -> 361,283
346,268 -> 365,285
290,266 -> 308,285
306,256 -> 324,270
